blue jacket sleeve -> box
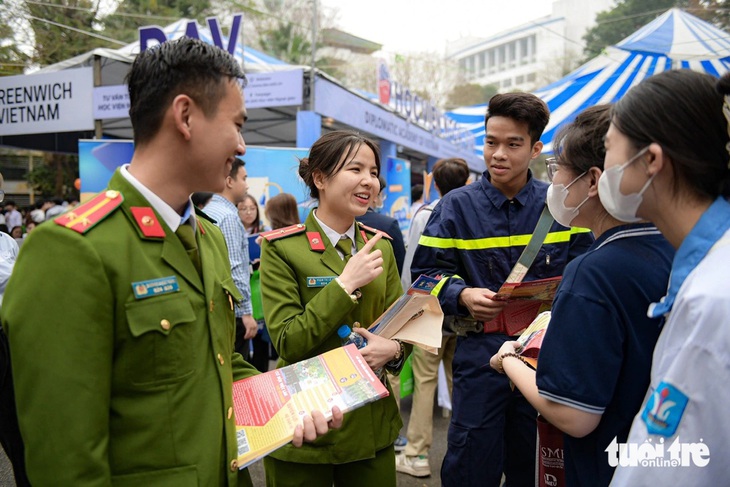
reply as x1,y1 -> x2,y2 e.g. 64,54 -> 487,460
409,202 -> 469,317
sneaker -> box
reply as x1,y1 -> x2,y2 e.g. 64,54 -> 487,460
393,434 -> 407,452
395,453 -> 430,477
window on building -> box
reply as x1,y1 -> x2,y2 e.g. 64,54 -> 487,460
508,41 -> 516,68
498,45 -> 506,70
529,34 -> 537,63
488,49 -> 496,74
526,72 -> 536,82
502,78 -> 512,88
479,52 -> 486,76
516,75 -> 524,85
520,37 -> 529,65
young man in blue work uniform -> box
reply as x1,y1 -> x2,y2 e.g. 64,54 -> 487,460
411,92 -> 593,487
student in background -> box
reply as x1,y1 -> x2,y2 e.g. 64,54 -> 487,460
396,157 -> 470,478
265,193 -> 300,230
238,193 -> 267,236
204,159 -> 258,357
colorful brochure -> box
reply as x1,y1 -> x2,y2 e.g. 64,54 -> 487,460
485,276 -> 562,336
516,310 -> 552,369
232,344 -> 389,469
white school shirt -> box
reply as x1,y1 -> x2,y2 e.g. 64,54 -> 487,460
610,230 -> 730,485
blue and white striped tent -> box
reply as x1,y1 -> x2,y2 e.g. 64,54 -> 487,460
447,8 -> 730,156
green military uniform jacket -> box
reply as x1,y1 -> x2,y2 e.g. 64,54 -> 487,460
2,170 -> 258,487
260,210 -> 406,465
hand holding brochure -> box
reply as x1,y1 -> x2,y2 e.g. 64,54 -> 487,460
515,311 -> 552,369
485,276 -> 562,336
232,344 -> 389,469
367,275 -> 444,354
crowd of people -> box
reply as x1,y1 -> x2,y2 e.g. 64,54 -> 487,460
0,35 -> 729,487
0,197 -> 79,245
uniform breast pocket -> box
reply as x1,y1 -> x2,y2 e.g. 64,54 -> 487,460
531,245 -> 565,278
124,293 -> 197,387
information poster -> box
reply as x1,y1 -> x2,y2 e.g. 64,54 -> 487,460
383,155 -> 411,238
79,141 -> 312,225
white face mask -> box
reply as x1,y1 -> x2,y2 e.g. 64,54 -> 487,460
546,171 -> 589,227
598,147 -> 652,223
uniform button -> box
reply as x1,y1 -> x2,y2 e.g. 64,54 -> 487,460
230,459 -> 238,471
353,321 -> 361,328
217,353 -> 225,365
227,406 -> 233,419
160,319 -> 171,331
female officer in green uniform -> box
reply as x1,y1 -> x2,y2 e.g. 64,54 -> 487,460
260,130 -> 407,487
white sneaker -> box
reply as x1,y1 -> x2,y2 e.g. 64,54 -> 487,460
395,453 -> 430,477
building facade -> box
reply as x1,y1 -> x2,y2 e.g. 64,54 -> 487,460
447,0 -> 613,92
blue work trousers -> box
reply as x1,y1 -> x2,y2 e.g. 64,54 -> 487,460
441,332 -> 537,487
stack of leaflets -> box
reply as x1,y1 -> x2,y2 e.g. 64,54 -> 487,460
232,344 -> 389,469
367,275 -> 444,354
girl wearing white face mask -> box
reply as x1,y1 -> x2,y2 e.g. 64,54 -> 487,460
489,105 -> 674,487
606,70 -> 730,486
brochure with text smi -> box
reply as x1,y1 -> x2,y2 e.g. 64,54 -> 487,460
232,344 -> 389,469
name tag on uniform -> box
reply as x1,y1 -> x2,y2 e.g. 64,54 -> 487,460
306,276 -> 336,288
132,276 -> 180,299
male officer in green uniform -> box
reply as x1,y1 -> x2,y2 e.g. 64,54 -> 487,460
2,37 -> 340,487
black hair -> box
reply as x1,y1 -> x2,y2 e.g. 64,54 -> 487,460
229,158 -> 245,180
612,70 -> 730,199
485,92 -> 550,145
411,184 -> 424,201
126,37 -> 247,147
377,175 -> 386,195
432,158 -> 470,196
298,130 -> 381,199
191,192 -> 214,208
553,105 -> 611,174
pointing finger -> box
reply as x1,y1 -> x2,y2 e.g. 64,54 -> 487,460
361,232 -> 383,252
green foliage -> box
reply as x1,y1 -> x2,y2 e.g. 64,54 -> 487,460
103,0 -> 214,44
446,83 -> 499,109
25,1 -> 102,67
27,153 -> 79,199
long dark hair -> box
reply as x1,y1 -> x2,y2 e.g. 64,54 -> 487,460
612,70 -> 730,199
240,194 -> 263,233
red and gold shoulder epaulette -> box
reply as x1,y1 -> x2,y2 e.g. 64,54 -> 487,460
357,222 -> 393,240
54,190 -> 123,234
260,223 -> 306,242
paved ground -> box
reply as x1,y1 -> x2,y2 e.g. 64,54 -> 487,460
0,393 -> 450,486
